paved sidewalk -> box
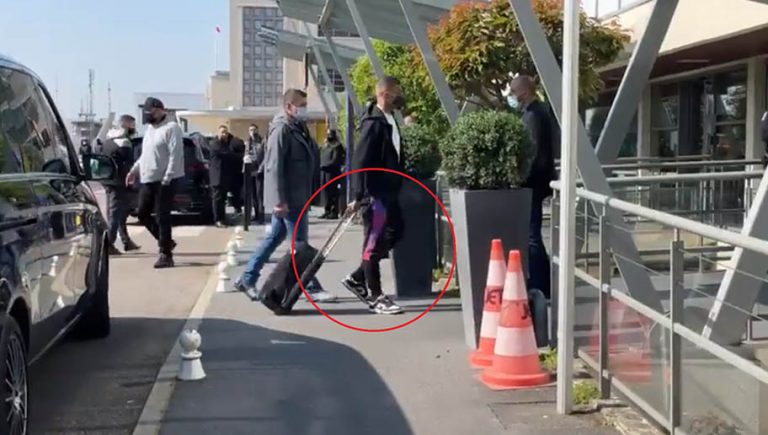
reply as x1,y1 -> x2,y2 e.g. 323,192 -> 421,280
157,210 -> 617,435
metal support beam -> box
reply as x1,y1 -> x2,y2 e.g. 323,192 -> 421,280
324,32 -> 363,115
703,56 -> 768,345
595,0 -> 678,162
304,23 -> 342,117
307,64 -> 335,123
556,0 -> 579,414
508,0 -> 663,313
397,0 -> 460,125
343,0 -> 385,78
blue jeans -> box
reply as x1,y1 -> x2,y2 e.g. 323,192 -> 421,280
528,190 -> 551,299
240,210 -> 321,291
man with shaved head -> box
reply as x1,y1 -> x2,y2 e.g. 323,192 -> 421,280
342,76 -> 406,315
509,74 -> 557,300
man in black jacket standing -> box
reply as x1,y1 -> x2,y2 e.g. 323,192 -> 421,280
342,76 -> 406,315
320,129 -> 346,219
246,124 -> 266,223
509,75 -> 557,300
209,125 -> 246,227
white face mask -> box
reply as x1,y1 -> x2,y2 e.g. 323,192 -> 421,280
508,95 -> 520,110
295,106 -> 309,121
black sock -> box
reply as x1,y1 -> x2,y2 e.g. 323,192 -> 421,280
363,259 -> 382,299
350,264 -> 366,283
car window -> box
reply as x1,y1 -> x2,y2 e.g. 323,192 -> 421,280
0,69 -> 28,174
0,67 -> 71,175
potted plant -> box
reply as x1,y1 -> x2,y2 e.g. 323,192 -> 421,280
391,121 -> 444,297
441,110 -> 533,348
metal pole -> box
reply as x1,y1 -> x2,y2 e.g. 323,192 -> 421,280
557,0 -> 580,415
343,0 -> 384,78
669,229 -> 684,433
346,92 -> 355,203
550,190 -> 560,349
324,33 -> 363,115
598,206 -> 611,399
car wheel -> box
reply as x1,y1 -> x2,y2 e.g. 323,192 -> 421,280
71,239 -> 111,339
0,316 -> 28,435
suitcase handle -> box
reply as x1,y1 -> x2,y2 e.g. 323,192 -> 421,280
291,202 -> 371,297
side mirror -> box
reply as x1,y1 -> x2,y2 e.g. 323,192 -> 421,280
86,154 -> 117,181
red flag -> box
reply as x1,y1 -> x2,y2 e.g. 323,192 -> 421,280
215,26 -> 221,33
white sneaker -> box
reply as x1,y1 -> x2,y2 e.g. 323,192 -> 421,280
309,289 -> 337,303
369,295 -> 404,315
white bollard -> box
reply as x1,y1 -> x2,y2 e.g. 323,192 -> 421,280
49,256 -> 59,277
177,329 -> 206,381
216,261 -> 230,293
234,226 -> 244,248
226,241 -> 238,267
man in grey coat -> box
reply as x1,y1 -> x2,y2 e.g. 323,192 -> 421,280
234,89 -> 335,302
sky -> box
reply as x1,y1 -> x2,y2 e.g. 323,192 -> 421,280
0,0 -> 230,122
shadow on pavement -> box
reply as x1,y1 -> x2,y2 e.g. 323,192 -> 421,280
161,318 -> 414,435
29,317 -> 188,435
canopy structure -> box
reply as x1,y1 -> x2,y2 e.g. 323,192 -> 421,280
279,0 -> 461,123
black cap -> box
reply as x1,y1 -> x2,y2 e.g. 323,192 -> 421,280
143,97 -> 165,110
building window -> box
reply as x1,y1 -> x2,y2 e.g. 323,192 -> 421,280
651,83 -> 679,157
316,67 -> 346,93
242,6 -> 283,107
585,91 -> 637,158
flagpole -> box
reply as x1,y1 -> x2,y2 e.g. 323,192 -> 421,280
214,27 -> 219,71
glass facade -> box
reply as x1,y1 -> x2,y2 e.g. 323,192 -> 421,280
585,91 -> 638,157
316,68 -> 345,93
242,6 -> 284,107
649,68 -> 747,159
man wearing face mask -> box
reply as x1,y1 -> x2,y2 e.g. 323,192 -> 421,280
342,76 -> 406,315
233,89 -> 336,303
101,114 -> 141,254
210,125 -> 246,227
126,97 -> 185,268
509,75 -> 557,300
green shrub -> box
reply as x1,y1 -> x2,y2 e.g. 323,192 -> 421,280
573,380 -> 600,406
440,110 -> 532,190
402,123 -> 443,179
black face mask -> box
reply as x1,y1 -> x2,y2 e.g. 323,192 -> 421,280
142,111 -> 155,125
392,95 -> 406,111
126,127 -> 137,136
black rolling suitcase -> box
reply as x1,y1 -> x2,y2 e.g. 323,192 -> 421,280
259,206 -> 364,315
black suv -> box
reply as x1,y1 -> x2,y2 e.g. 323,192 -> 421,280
0,55 -> 117,434
127,136 -> 214,223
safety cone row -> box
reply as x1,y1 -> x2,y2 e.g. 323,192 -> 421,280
469,239 -> 506,369
472,248 -> 550,390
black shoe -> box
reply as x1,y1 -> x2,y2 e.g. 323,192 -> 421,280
108,245 -> 122,256
327,214 -> 339,220
123,240 -> 140,252
342,275 -> 370,305
154,254 -> 175,269
233,279 -> 259,300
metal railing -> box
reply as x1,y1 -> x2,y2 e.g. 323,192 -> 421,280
551,180 -> 768,434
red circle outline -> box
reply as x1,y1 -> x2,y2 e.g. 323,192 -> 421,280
290,168 -> 457,332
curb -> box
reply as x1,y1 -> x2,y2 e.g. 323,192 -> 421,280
131,238 -> 229,435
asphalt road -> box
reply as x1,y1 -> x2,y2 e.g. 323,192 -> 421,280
28,220 -> 232,435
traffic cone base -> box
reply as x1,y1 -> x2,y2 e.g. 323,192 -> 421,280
479,361 -> 550,390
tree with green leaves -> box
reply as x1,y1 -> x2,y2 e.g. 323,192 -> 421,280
427,0 -> 630,110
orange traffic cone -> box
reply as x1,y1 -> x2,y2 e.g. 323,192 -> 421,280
469,239 -> 506,369
480,250 -> 550,390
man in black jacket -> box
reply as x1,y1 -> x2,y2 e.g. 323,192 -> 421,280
246,124 -> 266,223
209,125 -> 246,227
342,76 -> 406,315
320,129 -> 346,219
509,75 -> 558,300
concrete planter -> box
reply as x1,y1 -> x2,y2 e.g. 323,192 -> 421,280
392,179 -> 437,297
450,188 -> 532,348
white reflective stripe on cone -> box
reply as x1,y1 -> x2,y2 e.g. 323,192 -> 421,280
501,272 -> 527,301
494,327 -> 538,357
480,312 -> 501,338
486,261 -> 506,287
